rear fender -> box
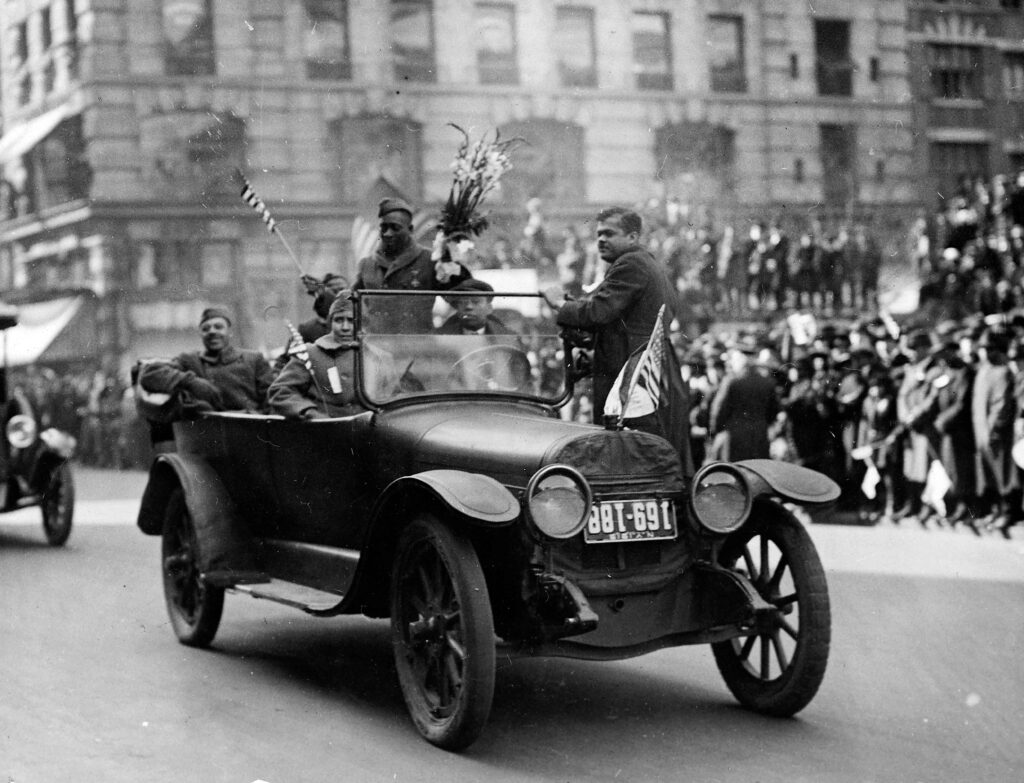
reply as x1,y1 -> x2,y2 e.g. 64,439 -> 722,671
136,453 -> 258,575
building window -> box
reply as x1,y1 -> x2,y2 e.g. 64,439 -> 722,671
820,124 -> 857,207
707,15 -> 746,93
1004,53 -> 1024,99
794,158 -> 804,183
474,3 -> 518,85
790,53 -> 799,79
815,19 -> 853,97
162,0 -> 215,76
201,242 -> 234,287
929,142 -> 989,194
632,11 -> 673,91
654,122 -> 736,204
927,44 -> 982,100
18,73 -> 32,106
555,6 -> 596,88
135,241 -> 201,291
391,0 -> 436,82
327,116 -> 424,204
869,57 -> 880,83
496,119 -> 586,206
875,160 -> 885,183
304,1 -> 350,80
41,7 -> 53,49
33,115 -> 91,208
65,0 -> 79,79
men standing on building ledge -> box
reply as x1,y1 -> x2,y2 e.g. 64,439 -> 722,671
139,306 -> 273,415
541,207 -> 681,421
354,197 -> 472,333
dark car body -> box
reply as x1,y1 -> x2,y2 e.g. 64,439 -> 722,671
137,290 -> 839,749
0,302 -> 76,545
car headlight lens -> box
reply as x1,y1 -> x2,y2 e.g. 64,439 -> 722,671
690,463 -> 751,535
525,465 -> 592,540
6,414 -> 38,449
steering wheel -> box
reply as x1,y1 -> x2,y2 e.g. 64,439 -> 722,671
448,344 -> 532,392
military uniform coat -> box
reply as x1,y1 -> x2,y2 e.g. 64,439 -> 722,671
140,347 -> 273,413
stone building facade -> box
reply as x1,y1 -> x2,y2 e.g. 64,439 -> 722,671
907,0 -> 1024,207
0,0 -> 917,367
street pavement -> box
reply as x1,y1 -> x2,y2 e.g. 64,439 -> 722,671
2,467 -> 1023,783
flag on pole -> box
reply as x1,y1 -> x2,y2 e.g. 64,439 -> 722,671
921,459 -> 951,518
861,459 -> 881,500
604,305 -> 693,477
240,175 -> 277,234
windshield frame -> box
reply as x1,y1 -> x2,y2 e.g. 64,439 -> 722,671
352,288 -> 576,410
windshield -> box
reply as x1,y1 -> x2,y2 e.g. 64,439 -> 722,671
357,290 -> 569,406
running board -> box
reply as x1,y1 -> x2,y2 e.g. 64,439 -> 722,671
231,579 -> 344,614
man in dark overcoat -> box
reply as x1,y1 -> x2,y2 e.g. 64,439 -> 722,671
928,340 -> 976,528
354,198 -> 471,333
708,338 -> 780,461
541,207 -> 680,422
971,328 -> 1017,532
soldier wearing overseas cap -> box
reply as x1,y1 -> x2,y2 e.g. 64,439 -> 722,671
268,291 -> 399,419
353,197 -> 472,333
138,306 -> 274,415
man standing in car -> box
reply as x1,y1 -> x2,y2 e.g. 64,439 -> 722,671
354,198 -> 471,333
541,207 -> 680,422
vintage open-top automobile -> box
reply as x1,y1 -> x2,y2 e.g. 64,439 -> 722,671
136,289 -> 839,750
0,302 -> 76,546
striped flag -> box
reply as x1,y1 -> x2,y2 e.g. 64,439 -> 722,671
604,305 -> 694,477
239,174 -> 277,234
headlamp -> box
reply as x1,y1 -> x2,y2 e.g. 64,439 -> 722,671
525,464 -> 592,540
690,463 -> 751,535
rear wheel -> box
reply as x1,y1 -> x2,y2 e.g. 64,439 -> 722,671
161,488 -> 224,647
711,507 -> 830,716
390,515 -> 496,750
41,462 -> 74,546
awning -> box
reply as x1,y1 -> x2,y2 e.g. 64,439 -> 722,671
0,103 -> 72,166
0,296 -> 85,367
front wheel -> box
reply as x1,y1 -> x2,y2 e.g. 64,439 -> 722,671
41,462 -> 74,546
161,488 -> 224,647
711,506 -> 830,716
390,515 -> 496,751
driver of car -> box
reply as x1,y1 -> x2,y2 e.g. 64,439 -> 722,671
268,290 -> 398,419
435,279 -> 512,336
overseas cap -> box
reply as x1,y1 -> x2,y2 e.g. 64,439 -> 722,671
378,197 -> 413,219
199,306 -> 232,326
328,290 -> 356,320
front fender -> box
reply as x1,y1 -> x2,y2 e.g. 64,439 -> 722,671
380,469 -> 521,526
733,458 -> 840,506
136,453 -> 258,576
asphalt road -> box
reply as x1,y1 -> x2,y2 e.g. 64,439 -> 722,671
1,468 -> 1023,783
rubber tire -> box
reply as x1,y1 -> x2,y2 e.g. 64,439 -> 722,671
41,462 -> 74,546
711,505 -> 830,716
161,488 -> 224,648
390,515 -> 496,751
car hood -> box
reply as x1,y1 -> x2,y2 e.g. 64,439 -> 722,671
378,403 -> 685,492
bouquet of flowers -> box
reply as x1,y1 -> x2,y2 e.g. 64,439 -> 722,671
433,123 -> 522,280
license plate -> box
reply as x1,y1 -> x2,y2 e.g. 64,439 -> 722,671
584,499 -> 677,544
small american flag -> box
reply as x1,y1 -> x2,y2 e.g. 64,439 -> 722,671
605,305 -> 667,422
240,174 -> 277,234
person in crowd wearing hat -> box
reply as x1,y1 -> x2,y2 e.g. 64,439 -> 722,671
273,272 -> 350,373
971,328 -> 1019,535
139,306 -> 273,416
353,197 -> 472,333
927,338 -> 978,530
435,278 -> 512,336
541,207 -> 681,424
268,291 -> 398,419
856,368 -> 900,523
707,335 -> 780,461
894,329 -> 938,525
